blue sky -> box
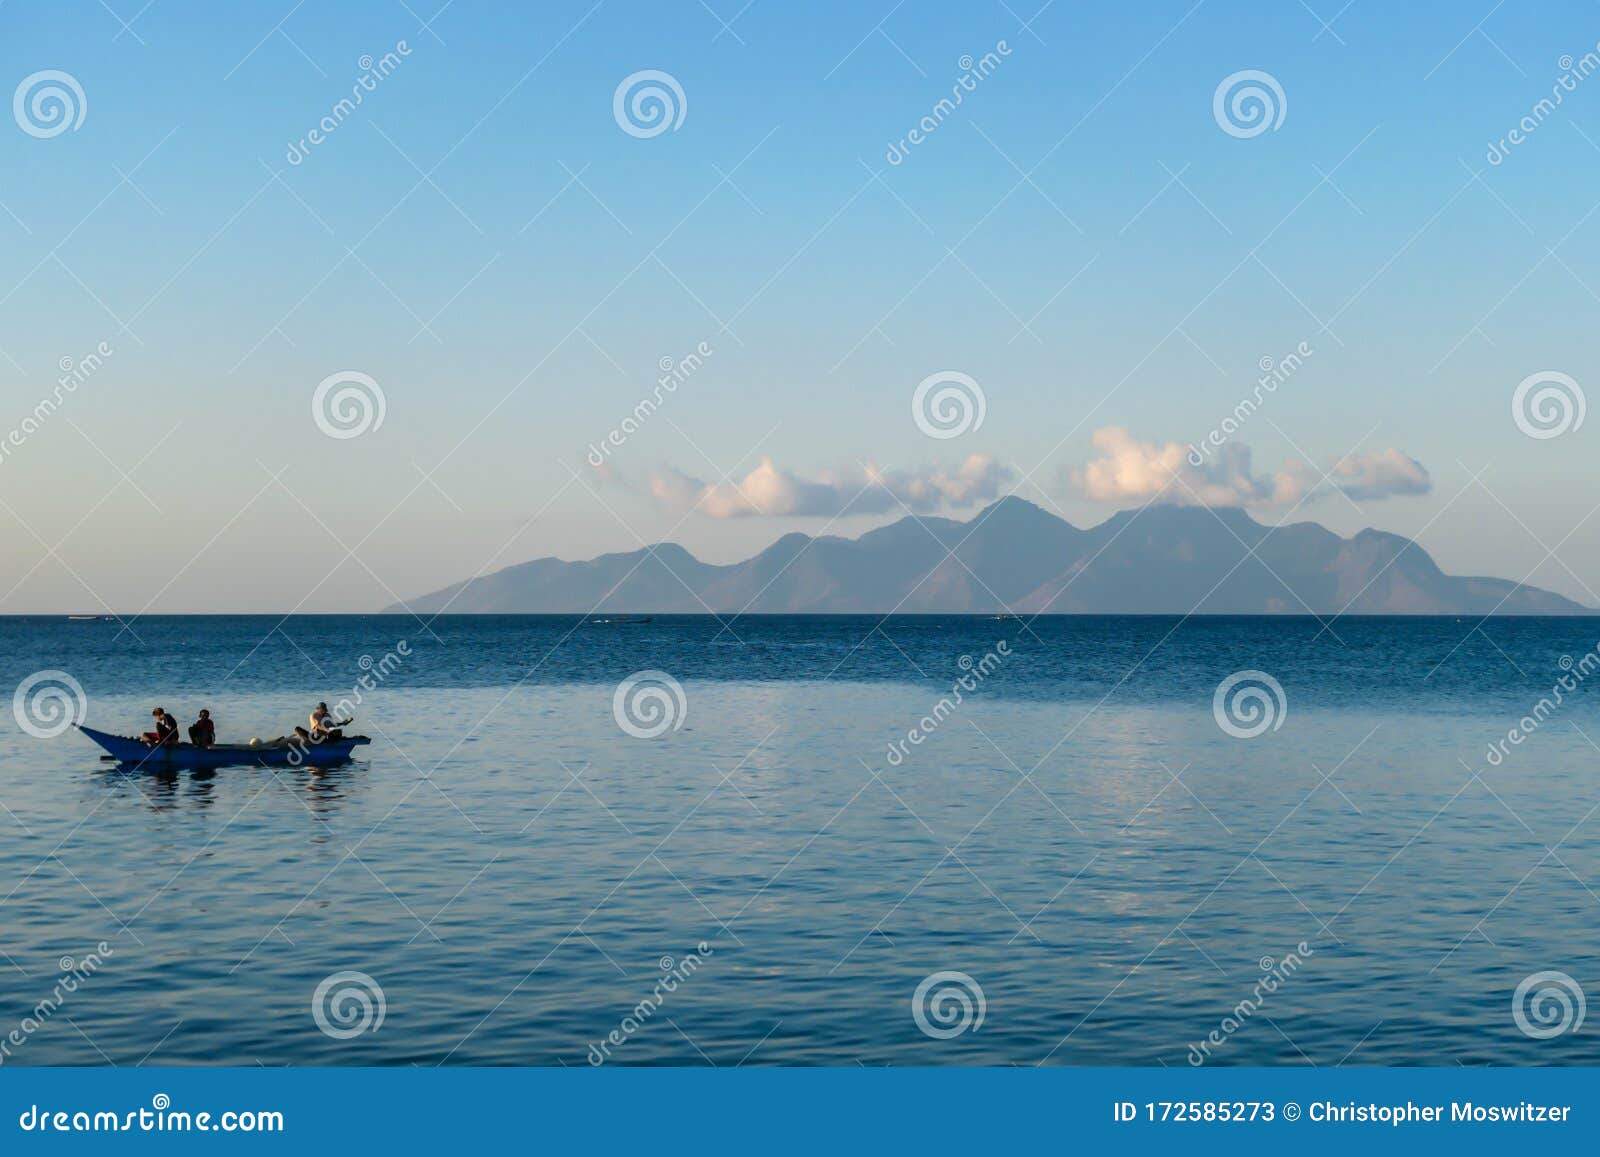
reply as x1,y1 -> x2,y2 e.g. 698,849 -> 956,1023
2,0 -> 1599,611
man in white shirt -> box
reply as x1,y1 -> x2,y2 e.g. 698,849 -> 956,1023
308,702 -> 350,741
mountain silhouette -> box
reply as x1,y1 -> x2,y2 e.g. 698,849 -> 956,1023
390,498 -> 1589,615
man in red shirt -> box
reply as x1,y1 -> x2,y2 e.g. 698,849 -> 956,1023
188,709 -> 216,748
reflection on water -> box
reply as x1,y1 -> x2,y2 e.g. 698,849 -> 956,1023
93,761 -> 366,816
1,678 -> 1597,1067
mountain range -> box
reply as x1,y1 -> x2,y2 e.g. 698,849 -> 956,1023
389,498 -> 1589,615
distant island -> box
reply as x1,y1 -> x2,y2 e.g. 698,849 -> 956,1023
389,497 -> 1590,616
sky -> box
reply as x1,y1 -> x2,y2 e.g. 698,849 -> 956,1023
2,0 -> 1600,612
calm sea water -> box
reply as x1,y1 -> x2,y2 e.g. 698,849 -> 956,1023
2,614 -> 1599,1066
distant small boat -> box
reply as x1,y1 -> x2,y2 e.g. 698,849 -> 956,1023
67,615 -> 97,621
587,616 -> 653,625
76,725 -> 370,770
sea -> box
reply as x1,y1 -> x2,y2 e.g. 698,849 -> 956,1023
1,613 -> 1598,1066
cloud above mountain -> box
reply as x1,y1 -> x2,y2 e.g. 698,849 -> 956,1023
646,453 -> 1014,518
618,430 -> 1426,523
1066,427 -> 1431,508
1320,447 -> 1433,501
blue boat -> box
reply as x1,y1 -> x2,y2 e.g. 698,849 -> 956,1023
76,724 -> 370,770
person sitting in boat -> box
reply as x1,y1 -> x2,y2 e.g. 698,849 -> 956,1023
187,709 -> 216,748
303,702 -> 351,742
143,707 -> 179,747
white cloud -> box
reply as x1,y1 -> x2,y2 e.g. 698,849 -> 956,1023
1065,427 -> 1431,508
1323,447 -> 1432,501
646,454 -> 1014,519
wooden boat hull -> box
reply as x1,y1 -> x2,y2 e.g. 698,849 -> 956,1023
76,725 -> 370,770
